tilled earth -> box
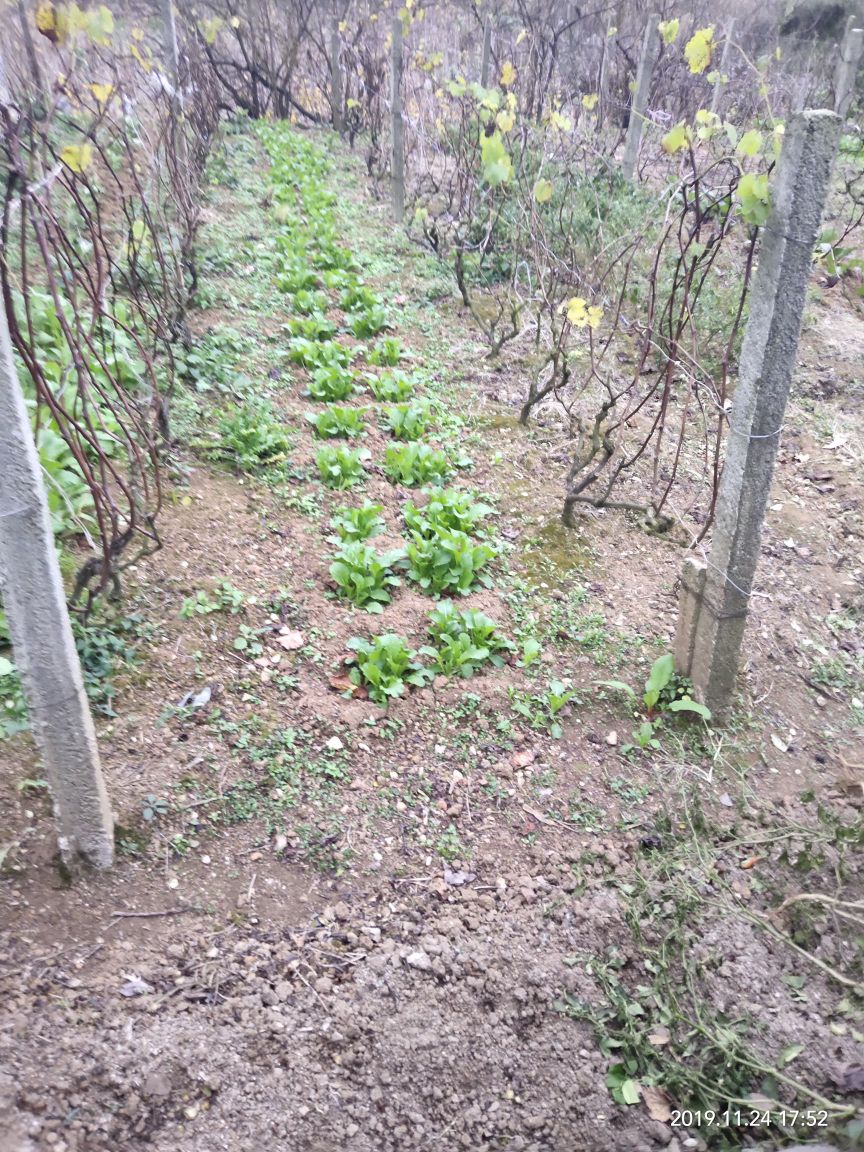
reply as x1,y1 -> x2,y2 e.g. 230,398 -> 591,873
3,823 -> 861,1152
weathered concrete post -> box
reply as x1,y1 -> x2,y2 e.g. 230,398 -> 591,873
329,4 -> 344,134
674,111 -> 842,721
710,19 -> 735,116
834,15 -> 864,117
0,295 -> 114,868
480,16 -> 492,88
159,0 -> 181,93
621,13 -> 660,181
159,0 -> 190,175
390,15 -> 405,223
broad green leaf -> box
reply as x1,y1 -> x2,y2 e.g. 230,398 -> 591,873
0,656 -> 15,677
666,696 -> 711,721
480,132 -> 512,185
644,653 -> 674,708
737,172 -> 770,226
595,679 -> 636,699
621,1079 -> 641,1105
737,129 -> 763,157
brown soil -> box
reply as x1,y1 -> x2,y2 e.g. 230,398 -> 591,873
1,127 -> 861,1152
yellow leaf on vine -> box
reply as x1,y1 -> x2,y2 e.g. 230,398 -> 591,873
533,178 -> 553,203
89,82 -> 114,105
658,18 -> 679,44
661,122 -> 691,154
60,143 -> 94,173
496,109 -> 515,132
500,61 -> 516,88
684,27 -> 714,74
566,298 -> 603,329
230,16 -> 240,28
200,16 -> 223,44
581,93 -> 599,110
35,1 -> 58,39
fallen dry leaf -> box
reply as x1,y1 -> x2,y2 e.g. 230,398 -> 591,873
328,673 -> 366,699
640,1085 -> 672,1122
277,630 -> 305,651
511,748 -> 537,769
647,1026 -> 670,1047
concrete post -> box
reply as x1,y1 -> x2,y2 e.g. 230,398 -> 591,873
621,14 -> 660,182
0,299 -> 114,867
834,15 -> 864,117
329,5 -> 344,133
390,16 -> 405,223
674,111 -> 842,722
159,0 -> 181,93
710,19 -> 735,116
159,0 -> 188,172
480,16 -> 492,88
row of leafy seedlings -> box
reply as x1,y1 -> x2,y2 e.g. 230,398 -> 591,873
258,124 -> 515,705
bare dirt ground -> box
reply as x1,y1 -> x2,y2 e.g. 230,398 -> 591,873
1,127 -> 862,1152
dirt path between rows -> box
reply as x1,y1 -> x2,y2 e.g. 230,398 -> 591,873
1,125 -> 862,1152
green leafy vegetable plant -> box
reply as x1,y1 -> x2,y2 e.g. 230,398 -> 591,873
346,633 -> 431,704
420,600 -> 512,677
277,261 -> 320,295
596,653 -> 711,753
288,337 -> 353,370
366,370 -> 415,402
367,336 -> 404,366
329,542 -> 405,613
283,314 -> 336,341
349,306 -> 388,338
210,401 -> 292,471
405,527 -> 495,596
510,679 -> 577,738
306,406 -> 367,439
328,502 -> 385,544
181,581 -> 247,618
289,288 -> 329,315
404,488 -> 493,537
596,653 -> 710,719
340,284 -> 381,312
316,445 -> 370,489
384,443 -> 451,487
385,402 -> 431,441
305,365 -> 360,402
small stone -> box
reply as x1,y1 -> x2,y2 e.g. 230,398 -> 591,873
405,950 -> 432,971
325,736 -> 344,751
142,1073 -> 172,1099
605,730 -> 618,746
